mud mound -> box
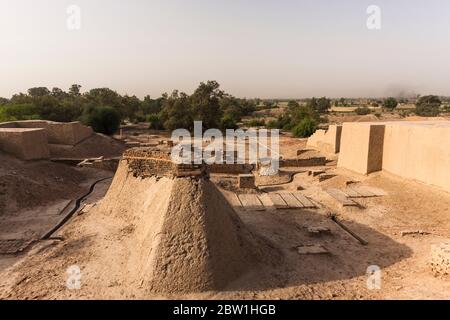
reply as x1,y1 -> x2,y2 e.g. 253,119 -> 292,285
0,159 -> 280,297
94,160 -> 281,293
49,133 -> 126,159
0,152 -> 86,215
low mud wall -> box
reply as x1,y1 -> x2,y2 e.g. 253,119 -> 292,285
0,120 -> 93,145
207,163 -> 255,174
307,125 -> 342,154
0,128 -> 50,160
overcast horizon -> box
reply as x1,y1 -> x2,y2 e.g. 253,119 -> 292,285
1,0 -> 450,99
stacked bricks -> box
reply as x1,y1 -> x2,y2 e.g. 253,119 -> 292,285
123,148 -> 206,178
280,157 -> 326,167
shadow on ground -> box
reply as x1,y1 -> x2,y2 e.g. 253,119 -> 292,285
222,207 -> 412,292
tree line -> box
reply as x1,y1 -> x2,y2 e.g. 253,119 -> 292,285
0,81 -> 257,134
0,83 -> 446,137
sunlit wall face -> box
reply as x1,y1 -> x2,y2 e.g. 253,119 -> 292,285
1,0 -> 449,99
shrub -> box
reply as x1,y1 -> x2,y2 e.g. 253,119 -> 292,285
355,107 -> 371,115
147,114 -> 164,130
292,117 -> 317,138
266,119 -> 280,129
0,103 -> 40,121
220,114 -> 238,129
383,97 -> 398,110
415,95 -> 441,116
82,106 -> 121,135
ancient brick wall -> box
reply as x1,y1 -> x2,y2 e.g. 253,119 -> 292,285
207,163 -> 255,174
123,148 -> 205,178
280,157 -> 326,167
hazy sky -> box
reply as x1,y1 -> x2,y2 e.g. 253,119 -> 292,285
1,0 -> 450,98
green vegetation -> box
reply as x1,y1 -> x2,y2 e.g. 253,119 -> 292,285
355,106 -> 371,115
159,81 -> 256,131
292,117 -> 318,138
0,81 -> 257,134
0,103 -> 40,122
82,106 -> 121,135
147,114 -> 164,130
246,118 -> 266,127
415,95 -> 441,116
220,114 -> 238,130
383,97 -> 398,110
265,98 -> 328,137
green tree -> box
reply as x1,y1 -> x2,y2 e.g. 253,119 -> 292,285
292,118 -> 317,138
141,95 -> 164,115
159,91 -> 194,131
10,93 -> 32,104
28,87 -> 50,97
383,97 -> 398,110
190,80 -> 223,129
1,103 -> 40,121
51,87 -> 67,99
316,97 -> 331,113
147,114 -> 164,130
121,95 -> 141,122
306,97 -> 330,114
85,88 -> 121,108
82,106 -> 121,135
69,84 -> 82,96
415,95 -> 441,116
220,114 -> 238,130
355,107 -> 371,115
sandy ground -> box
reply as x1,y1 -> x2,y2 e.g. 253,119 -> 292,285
0,133 -> 449,300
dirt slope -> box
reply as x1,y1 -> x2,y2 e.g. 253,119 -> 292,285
0,160 -> 280,298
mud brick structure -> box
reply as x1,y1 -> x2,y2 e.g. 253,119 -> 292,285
0,120 -> 93,145
0,128 -> 50,160
238,174 -> 256,189
337,123 -> 386,175
337,121 -> 450,192
207,163 -> 255,174
0,120 -> 94,160
430,242 -> 450,279
123,148 -> 206,178
280,157 -> 326,167
307,124 -> 342,154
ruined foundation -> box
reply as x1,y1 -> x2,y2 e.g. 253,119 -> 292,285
0,120 -> 95,160
123,147 -> 206,178
0,128 -> 50,160
94,148 -> 280,293
307,124 -> 342,154
0,120 -> 93,145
